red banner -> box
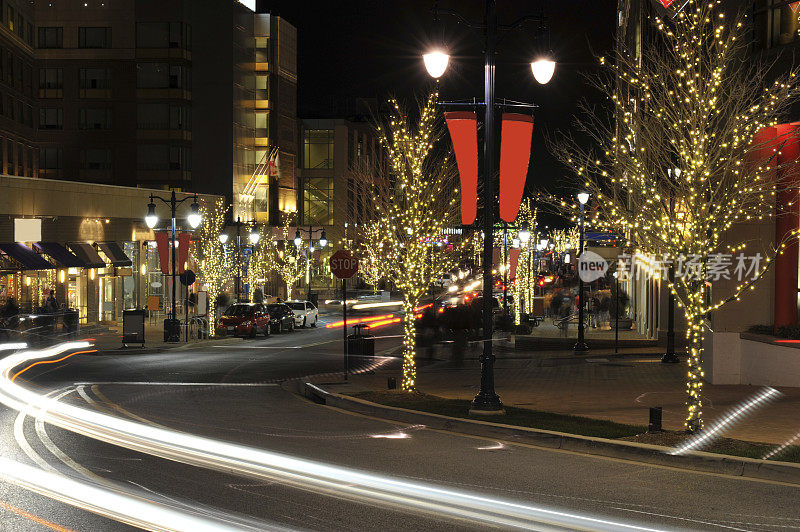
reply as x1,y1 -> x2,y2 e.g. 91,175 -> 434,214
499,113 -> 534,222
178,232 -> 191,274
509,248 -> 522,279
445,111 -> 479,225
155,231 -> 170,274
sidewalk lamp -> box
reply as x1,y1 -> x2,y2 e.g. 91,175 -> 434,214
424,0 -> 555,415
143,191 -> 201,342
574,191 -> 589,353
293,226 -> 329,301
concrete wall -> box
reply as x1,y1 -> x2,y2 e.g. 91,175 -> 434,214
706,332 -> 800,387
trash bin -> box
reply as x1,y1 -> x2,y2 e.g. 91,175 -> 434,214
63,309 -> 79,336
347,323 -> 375,358
123,309 -> 146,347
164,318 -> 181,342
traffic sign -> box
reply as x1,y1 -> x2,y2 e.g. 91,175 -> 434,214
330,250 -> 358,279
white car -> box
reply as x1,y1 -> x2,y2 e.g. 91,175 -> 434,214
285,300 -> 319,328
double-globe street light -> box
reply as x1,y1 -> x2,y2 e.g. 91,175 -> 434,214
424,0 -> 555,413
219,218 -> 260,303
293,226 -> 328,302
144,191 -> 202,342
574,191 -> 590,353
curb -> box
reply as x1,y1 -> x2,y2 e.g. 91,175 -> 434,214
300,383 -> 800,486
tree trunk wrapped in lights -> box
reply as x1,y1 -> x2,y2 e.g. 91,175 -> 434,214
549,0 -> 800,432
198,199 -> 228,337
358,92 -> 460,391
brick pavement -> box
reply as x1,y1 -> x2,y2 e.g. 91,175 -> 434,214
352,350 -> 800,445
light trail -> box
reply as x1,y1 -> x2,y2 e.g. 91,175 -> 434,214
0,342 -> 668,531
325,314 -> 394,329
762,431 -> 800,460
670,387 -> 782,456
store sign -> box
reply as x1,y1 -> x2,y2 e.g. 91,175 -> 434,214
578,250 -> 608,283
14,218 -> 41,242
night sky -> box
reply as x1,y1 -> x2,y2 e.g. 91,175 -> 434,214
258,0 -> 615,203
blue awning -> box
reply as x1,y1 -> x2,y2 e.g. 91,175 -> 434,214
0,243 -> 54,270
34,242 -> 86,268
66,242 -> 106,269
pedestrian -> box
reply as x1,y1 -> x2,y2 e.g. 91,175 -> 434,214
45,290 -> 59,313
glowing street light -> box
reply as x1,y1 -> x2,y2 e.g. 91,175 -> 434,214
423,50 -> 450,78
531,57 -> 556,85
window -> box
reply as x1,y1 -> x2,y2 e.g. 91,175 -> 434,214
169,65 -> 188,89
137,145 -> 169,170
39,107 -> 62,129
80,149 -> 112,170
169,105 -> 190,130
302,177 -> 334,226
38,27 -> 63,48
255,111 -> 268,138
80,108 -> 112,130
255,36 -> 268,63
137,62 -> 167,88
6,50 -> 11,83
255,74 -> 268,100
39,147 -> 62,170
39,68 -> 62,97
7,140 -> 13,172
303,129 -> 334,169
136,22 -> 183,48
79,27 -> 111,48
80,68 -> 111,97
169,145 -> 190,170
137,103 -> 168,129
4,94 -> 10,120
756,1 -> 800,48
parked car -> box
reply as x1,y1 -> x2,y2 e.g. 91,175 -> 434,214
267,303 -> 296,333
216,303 -> 270,338
285,300 -> 318,327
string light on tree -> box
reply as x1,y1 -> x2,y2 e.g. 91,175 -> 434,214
548,0 -> 800,432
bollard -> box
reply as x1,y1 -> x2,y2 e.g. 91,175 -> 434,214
648,406 -> 663,433
387,377 -> 397,390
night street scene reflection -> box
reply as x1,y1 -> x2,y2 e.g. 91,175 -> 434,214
4,0 -> 800,530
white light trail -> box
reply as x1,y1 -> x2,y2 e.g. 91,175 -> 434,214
0,342 -> 28,351
351,301 -> 403,310
762,431 -> 800,460
1,343 -> 668,531
670,387 -> 782,456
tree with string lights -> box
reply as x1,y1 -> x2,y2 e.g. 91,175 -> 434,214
264,213 -> 305,300
358,92 -> 460,391
246,223 -> 274,302
549,0 -> 800,431
357,222 -> 387,293
198,199 -> 228,336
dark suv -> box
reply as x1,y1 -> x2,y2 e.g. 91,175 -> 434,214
267,303 -> 295,333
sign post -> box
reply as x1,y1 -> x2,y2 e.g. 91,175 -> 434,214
330,250 -> 359,380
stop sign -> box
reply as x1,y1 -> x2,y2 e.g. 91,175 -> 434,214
329,250 -> 359,279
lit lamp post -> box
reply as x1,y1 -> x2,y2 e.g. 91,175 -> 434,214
218,218 -> 260,303
294,226 -> 328,302
574,191 -> 590,353
425,1 -> 555,414
144,191 -> 201,342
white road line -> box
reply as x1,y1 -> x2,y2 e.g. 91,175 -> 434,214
73,382 -> 281,387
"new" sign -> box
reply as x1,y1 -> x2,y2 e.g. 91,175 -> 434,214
578,251 -> 609,283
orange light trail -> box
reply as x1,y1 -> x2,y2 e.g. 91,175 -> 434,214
0,500 -> 75,532
326,314 -> 394,329
12,349 -> 97,382
368,317 -> 402,328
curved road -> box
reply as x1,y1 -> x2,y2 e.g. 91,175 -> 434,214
2,319 -> 800,531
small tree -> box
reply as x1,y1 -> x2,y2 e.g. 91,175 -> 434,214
246,223 -> 274,302
549,0 -> 800,431
357,222 -> 387,293
265,213 -> 305,300
359,92 -> 460,391
198,199 -> 228,336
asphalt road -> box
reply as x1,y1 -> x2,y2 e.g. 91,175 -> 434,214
2,318 -> 800,531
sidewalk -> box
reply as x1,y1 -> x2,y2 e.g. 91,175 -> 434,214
348,349 -> 800,445
80,321 -> 242,354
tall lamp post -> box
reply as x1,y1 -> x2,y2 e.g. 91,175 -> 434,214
144,191 -> 202,342
293,226 -> 328,302
219,217 -> 260,303
425,0 -> 555,414
574,192 -> 590,353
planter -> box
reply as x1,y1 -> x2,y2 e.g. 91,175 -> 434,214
613,318 -> 633,330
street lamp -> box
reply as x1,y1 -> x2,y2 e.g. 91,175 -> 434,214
426,1 -> 554,415
143,191 -> 201,342
219,217 -> 258,303
531,56 -> 556,85
574,192 -> 589,353
293,225 -> 328,301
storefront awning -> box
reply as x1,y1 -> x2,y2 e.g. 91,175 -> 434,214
97,242 -> 132,267
34,242 -> 86,268
66,242 -> 106,269
0,243 -> 54,271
